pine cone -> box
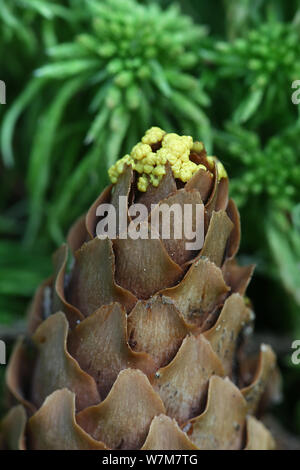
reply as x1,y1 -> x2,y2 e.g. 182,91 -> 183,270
0,128 -> 278,450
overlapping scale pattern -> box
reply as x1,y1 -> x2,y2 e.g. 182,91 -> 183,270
0,128 -> 278,450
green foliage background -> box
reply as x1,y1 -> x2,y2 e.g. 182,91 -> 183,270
0,0 -> 299,437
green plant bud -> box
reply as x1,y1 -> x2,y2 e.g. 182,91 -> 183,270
166,71 -> 197,91
252,44 -> 269,57
234,39 -> 247,53
144,47 -> 157,59
216,41 -> 230,52
266,60 -> 276,72
130,57 -> 143,69
125,84 -> 140,109
137,65 -> 151,79
143,34 -> 156,47
109,105 -> 127,131
249,30 -> 260,41
283,52 -> 294,66
77,34 -> 99,53
252,183 -> 262,194
244,172 -> 256,185
268,185 -> 279,196
248,58 -> 261,71
98,42 -> 117,58
177,52 -> 197,69
107,58 -> 124,74
285,186 -> 295,196
255,74 -> 268,87
105,86 -> 122,109
159,35 -> 173,49
93,18 -> 107,36
114,70 -> 133,87
124,24 -> 134,39
169,45 -> 184,57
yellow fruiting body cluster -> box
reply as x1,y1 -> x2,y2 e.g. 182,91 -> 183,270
108,127 -> 227,192
206,156 -> 228,181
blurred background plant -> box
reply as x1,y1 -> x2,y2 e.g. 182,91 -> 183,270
0,0 -> 299,439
